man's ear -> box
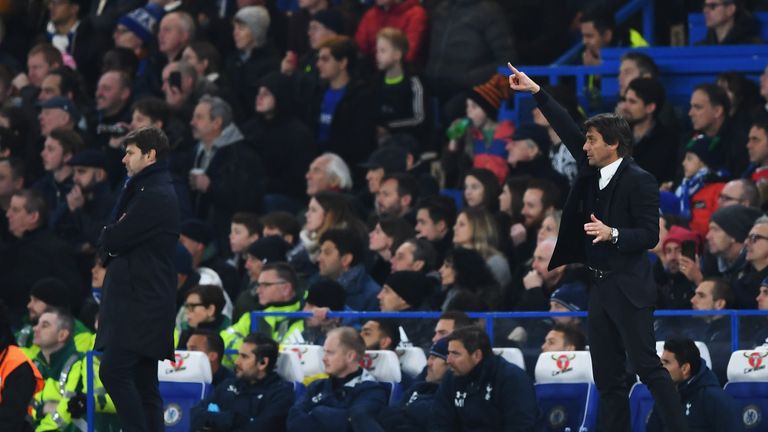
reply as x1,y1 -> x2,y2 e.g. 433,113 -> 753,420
340,252 -> 354,269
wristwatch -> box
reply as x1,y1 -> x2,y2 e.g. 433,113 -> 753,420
610,228 -> 619,244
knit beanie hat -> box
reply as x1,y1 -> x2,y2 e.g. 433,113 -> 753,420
710,204 -> 764,243
662,225 -> 701,251
30,278 -> 71,310
180,219 -> 214,245
429,337 -> 449,360
247,235 -> 290,263
685,134 -> 724,170
310,9 -> 345,35
512,123 -> 552,156
384,271 -> 429,308
305,278 -> 346,310
234,6 -> 270,47
117,3 -> 165,44
549,282 -> 588,312
467,74 -> 511,120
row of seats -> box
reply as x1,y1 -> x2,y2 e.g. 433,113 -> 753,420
148,344 -> 767,431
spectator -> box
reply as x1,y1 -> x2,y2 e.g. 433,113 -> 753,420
318,228 -> 381,311
745,119 -> 768,185
160,60 -> 200,121
698,205 -> 762,284
689,278 -> 734,385
654,226 -> 700,310
93,70 -> 133,150
261,211 -> 302,246
355,0 -> 427,64
233,235 -> 291,321
283,0 -> 331,59
511,179 -> 559,264
717,72 -> 762,135
733,215 -> 768,309
177,285 -> 229,351
306,153 -> 353,196
188,95 -> 265,251
299,278 -> 347,345
499,176 -> 529,224
443,74 -> 513,186
182,41 -> 239,118
308,36 -> 376,170
621,77 -> 679,184
376,338 -> 450,431
424,0 -> 515,121
750,278 -> 768,346
530,86 -> 582,185
617,52 -> 659,101
371,28 -> 426,142
113,4 -> 165,70
0,189 -> 80,325
225,6 -> 280,117
414,196 -> 456,267
580,4 -> 647,66
223,262 -> 304,363
13,43 -> 63,108
180,219 -> 241,301
390,237 -> 437,274
38,67 -> 83,104
16,278 -> 92,357
375,173 -> 419,220
506,123 -> 570,198
33,127 -> 80,214
513,237 -> 570,311
647,337 -> 741,431
541,322 -> 587,353
38,96 -> 80,142
369,215 -> 414,284
227,211 -> 262,278
0,157 -> 24,243
29,308 -> 80,429
536,211 -> 562,245
688,83 -> 748,176
191,333 -> 294,431
431,310 -> 473,344
674,134 -> 727,236
360,318 -> 400,351
439,247 -> 501,312
463,168 -> 501,213
378,271 -> 433,348
548,282 -> 589,326
718,178 -> 760,208
157,11 -> 195,65
186,328 -> 233,388
288,327 -> 388,431
53,149 -> 114,255
242,71 -> 313,210
698,0 -> 761,45
360,146 -> 408,200
0,301 -> 43,430
453,207 -> 511,289
291,191 -> 365,278
431,326 -> 540,430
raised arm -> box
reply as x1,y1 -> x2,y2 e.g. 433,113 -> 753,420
507,63 -> 586,164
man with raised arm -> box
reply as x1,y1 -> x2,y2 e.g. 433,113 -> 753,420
508,64 -> 687,431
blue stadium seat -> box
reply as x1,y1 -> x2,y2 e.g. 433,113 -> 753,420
724,349 -> 768,431
158,351 -> 213,431
362,350 -> 403,406
534,351 -> 598,432
629,383 -> 654,432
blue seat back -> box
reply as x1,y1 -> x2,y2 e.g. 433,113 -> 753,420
629,383 -> 654,432
536,382 -> 599,431
725,382 -> 768,431
160,381 -> 212,431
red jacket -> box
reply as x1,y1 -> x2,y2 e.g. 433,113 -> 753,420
689,182 -> 725,237
355,0 -> 428,63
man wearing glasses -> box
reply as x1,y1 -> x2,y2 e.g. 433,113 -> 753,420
699,0 -> 761,45
718,178 -> 760,208
221,262 -> 304,365
733,216 -> 768,309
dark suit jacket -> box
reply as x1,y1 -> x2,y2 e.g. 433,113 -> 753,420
534,89 -> 659,308
95,161 -> 180,360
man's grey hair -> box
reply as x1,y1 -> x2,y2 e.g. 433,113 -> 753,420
754,215 -> 768,227
167,11 -> 196,39
175,60 -> 198,83
199,95 -> 233,129
319,153 -> 352,190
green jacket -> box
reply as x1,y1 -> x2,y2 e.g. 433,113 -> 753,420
30,341 -> 80,424
220,298 -> 304,367
17,318 -> 94,359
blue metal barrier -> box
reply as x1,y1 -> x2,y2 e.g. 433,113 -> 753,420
85,309 -> 768,432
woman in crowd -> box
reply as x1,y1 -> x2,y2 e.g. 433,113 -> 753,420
463,167 -> 501,212
452,207 -> 511,288
439,247 -> 501,310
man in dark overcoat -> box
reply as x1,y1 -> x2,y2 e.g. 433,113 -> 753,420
509,65 -> 687,431
96,127 -> 180,431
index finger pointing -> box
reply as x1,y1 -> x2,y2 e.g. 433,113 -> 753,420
507,62 -> 519,74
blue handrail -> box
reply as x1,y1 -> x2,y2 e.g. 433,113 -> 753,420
553,0 -> 655,65
85,308 -> 768,432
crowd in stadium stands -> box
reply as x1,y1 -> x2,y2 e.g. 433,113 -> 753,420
1,0 -> 768,430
